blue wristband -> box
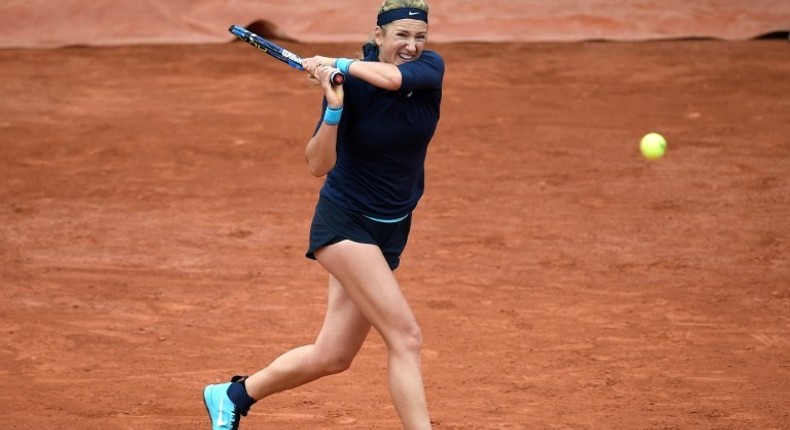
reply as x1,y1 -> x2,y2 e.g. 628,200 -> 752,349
333,58 -> 355,75
323,105 -> 343,126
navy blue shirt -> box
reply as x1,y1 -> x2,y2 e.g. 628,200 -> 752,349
315,50 -> 444,218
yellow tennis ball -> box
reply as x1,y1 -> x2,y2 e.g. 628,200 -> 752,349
640,132 -> 667,160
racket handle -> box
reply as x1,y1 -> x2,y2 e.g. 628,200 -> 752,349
329,70 -> 345,86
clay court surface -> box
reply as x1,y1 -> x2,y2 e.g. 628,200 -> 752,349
1,38 -> 789,429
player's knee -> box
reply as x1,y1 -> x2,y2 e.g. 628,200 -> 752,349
316,351 -> 355,375
388,324 -> 423,355
404,326 -> 424,354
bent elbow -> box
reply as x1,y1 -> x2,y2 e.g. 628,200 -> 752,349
305,157 -> 331,177
308,166 -> 328,177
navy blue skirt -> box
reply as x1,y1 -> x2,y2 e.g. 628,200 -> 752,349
306,195 -> 412,270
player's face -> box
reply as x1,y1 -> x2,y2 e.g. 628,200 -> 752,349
375,19 -> 428,65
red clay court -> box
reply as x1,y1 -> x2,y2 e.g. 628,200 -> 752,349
1,1 -> 789,428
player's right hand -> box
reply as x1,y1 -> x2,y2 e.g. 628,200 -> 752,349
314,65 -> 344,107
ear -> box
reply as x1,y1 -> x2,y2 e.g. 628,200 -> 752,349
374,26 -> 384,46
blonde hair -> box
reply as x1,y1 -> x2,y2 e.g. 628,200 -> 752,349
360,0 -> 430,59
378,0 -> 429,15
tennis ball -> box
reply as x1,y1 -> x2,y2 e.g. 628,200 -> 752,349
640,132 -> 667,160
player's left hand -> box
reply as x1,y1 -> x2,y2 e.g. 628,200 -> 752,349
302,56 -> 333,70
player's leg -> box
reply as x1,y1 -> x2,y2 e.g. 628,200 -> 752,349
243,275 -> 372,398
204,276 -> 371,429
315,240 -> 431,430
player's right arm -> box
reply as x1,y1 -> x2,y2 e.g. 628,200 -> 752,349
304,65 -> 344,177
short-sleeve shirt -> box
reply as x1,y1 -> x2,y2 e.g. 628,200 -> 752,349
315,50 -> 444,219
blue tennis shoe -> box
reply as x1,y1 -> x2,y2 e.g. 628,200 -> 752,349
203,382 -> 240,430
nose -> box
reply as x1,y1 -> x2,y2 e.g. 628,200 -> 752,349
405,38 -> 417,53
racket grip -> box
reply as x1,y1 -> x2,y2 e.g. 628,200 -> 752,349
329,70 -> 345,86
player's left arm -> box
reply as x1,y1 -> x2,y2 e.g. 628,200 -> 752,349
346,61 -> 403,90
302,55 -> 399,89
303,52 -> 444,92
348,51 -> 444,92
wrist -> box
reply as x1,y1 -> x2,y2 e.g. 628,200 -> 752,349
323,105 -> 343,126
332,58 -> 356,75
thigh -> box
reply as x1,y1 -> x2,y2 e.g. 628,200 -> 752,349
315,240 -> 418,344
314,275 -> 372,358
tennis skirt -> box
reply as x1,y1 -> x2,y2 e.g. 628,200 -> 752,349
306,195 -> 412,270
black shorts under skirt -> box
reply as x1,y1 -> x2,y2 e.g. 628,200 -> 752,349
306,195 -> 412,270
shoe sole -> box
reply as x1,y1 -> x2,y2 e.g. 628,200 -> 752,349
202,386 -> 215,428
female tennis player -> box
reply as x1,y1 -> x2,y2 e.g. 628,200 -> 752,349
203,1 -> 443,428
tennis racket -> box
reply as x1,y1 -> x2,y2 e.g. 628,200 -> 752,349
229,25 -> 345,86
